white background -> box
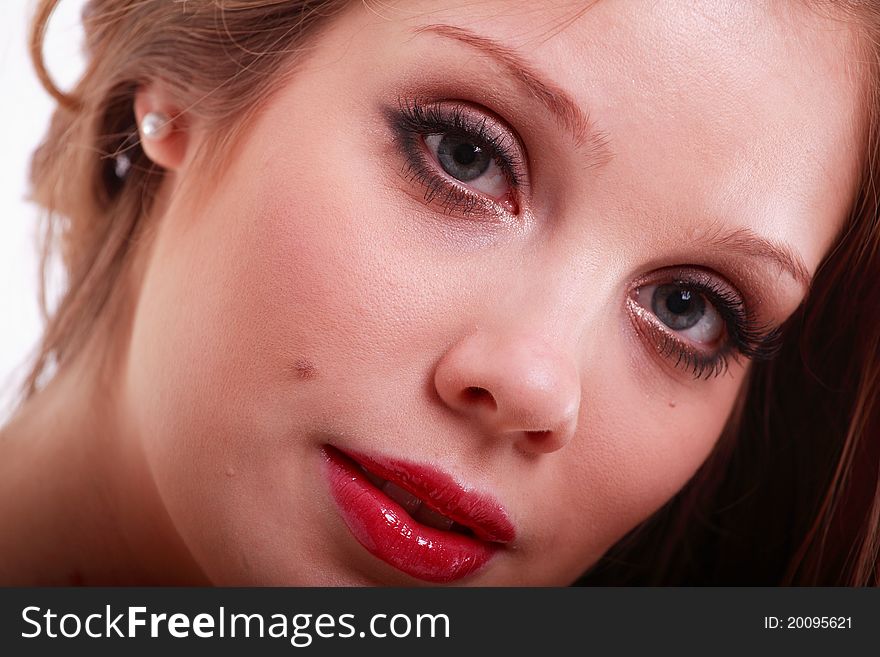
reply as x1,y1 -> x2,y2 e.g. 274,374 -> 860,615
0,0 -> 86,422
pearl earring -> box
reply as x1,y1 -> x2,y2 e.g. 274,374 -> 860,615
141,111 -> 172,140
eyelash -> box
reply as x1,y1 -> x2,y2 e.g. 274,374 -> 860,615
388,98 -> 526,216
387,98 -> 781,380
629,273 -> 782,379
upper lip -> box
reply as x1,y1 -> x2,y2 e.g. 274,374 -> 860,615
329,445 -> 516,544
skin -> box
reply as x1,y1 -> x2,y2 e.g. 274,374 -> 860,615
0,0 -> 865,585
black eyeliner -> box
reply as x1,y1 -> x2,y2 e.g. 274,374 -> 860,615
383,97 -> 527,217
666,277 -> 783,379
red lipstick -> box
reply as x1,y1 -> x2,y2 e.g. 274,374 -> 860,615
322,445 -> 515,583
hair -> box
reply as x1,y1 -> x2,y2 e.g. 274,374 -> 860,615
22,0 -> 352,397
18,0 -> 880,585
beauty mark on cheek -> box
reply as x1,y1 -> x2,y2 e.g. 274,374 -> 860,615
289,358 -> 319,381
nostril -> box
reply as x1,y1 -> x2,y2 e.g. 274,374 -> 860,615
462,386 -> 497,411
517,428 -> 566,455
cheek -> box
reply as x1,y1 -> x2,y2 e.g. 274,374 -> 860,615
596,398 -> 728,513
120,139 -> 467,580
530,359 -> 742,580
125,146 -> 417,432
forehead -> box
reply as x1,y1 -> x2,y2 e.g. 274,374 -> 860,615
375,0 -> 865,267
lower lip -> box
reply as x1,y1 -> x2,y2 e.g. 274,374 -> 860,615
322,448 -> 501,583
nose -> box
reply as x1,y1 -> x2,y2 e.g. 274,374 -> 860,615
433,329 -> 581,454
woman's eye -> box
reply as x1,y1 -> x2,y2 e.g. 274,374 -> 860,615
424,133 -> 509,199
388,99 -> 525,216
628,270 -> 781,379
635,283 -> 724,345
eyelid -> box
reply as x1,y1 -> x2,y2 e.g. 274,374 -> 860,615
631,266 -> 753,331
625,292 -> 735,380
401,98 -> 529,183
633,282 -> 724,346
625,266 -> 778,380
631,266 -> 743,302
386,98 -> 530,218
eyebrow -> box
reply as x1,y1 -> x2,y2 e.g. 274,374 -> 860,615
412,23 -> 611,163
704,227 -> 812,288
411,24 -> 812,288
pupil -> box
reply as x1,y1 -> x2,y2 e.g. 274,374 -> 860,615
436,134 -> 491,182
666,290 -> 692,314
453,142 -> 478,165
650,284 -> 705,332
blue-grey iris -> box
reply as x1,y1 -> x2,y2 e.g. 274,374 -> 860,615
436,135 -> 491,181
652,284 -> 705,330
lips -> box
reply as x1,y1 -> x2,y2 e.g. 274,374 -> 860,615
322,445 -> 515,583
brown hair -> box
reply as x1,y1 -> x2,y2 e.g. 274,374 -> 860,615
22,0 -> 350,398
20,0 -> 880,585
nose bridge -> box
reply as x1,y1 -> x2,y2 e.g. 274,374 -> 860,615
493,245 -> 600,350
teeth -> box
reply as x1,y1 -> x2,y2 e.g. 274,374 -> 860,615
414,504 -> 455,532
359,464 -> 386,489
382,481 -> 423,515
358,463 -> 458,532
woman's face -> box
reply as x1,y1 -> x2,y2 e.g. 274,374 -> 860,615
122,0 -> 862,584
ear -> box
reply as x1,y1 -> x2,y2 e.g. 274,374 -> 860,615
134,84 -> 189,171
